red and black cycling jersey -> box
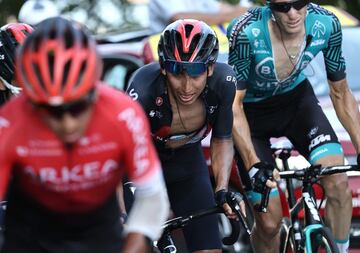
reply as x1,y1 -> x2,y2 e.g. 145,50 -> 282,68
0,84 -> 162,213
126,62 -> 237,149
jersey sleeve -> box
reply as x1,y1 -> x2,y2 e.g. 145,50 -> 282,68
0,115 -> 14,201
322,14 -> 346,82
211,64 -> 236,139
117,99 -> 162,191
126,67 -> 151,110
227,14 -> 253,90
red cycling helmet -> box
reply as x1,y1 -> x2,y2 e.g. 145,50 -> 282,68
0,23 -> 33,84
158,19 -> 219,66
16,17 -> 102,105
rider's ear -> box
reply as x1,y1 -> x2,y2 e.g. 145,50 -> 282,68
207,64 -> 215,77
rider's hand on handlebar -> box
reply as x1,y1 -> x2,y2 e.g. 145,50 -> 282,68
357,154 -> 360,167
249,162 -> 277,192
214,190 -> 245,220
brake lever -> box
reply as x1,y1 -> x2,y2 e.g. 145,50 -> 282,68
227,192 -> 251,235
255,186 -> 271,213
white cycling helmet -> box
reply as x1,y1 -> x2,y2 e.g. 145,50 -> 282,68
18,0 -> 59,26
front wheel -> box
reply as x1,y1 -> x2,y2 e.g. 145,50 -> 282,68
307,227 -> 339,253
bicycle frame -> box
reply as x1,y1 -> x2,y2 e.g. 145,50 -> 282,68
274,149 -> 358,253
282,152 -> 323,252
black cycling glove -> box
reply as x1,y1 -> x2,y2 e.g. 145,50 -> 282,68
214,189 -> 243,207
357,153 -> 360,167
248,162 -> 274,194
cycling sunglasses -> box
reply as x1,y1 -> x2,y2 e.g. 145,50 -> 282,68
163,60 -> 208,77
269,0 -> 309,13
34,90 -> 95,120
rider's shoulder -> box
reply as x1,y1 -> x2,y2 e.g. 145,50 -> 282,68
97,83 -> 135,107
127,62 -> 164,104
0,95 -> 28,139
227,6 -> 263,32
307,3 -> 341,27
96,84 -> 148,124
209,63 -> 237,92
213,62 -> 236,77
130,62 -> 161,86
227,7 -> 264,48
0,94 -> 28,119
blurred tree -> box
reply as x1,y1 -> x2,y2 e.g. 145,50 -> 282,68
1,0 -> 359,33
223,0 -> 360,19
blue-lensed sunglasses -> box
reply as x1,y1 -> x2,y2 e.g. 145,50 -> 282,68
164,60 -> 208,77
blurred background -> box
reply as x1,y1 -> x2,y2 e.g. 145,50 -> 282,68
0,0 -> 359,35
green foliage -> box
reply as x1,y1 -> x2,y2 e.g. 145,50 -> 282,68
223,0 -> 360,20
0,0 -> 359,31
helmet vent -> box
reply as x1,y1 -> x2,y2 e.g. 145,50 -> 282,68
176,32 -> 200,61
62,60 -> 71,88
64,28 -> 74,49
32,62 -> 47,94
74,61 -> 86,89
184,24 -> 193,38
47,51 -> 55,83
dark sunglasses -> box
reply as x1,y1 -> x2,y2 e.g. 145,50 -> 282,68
164,60 -> 208,77
269,0 -> 309,13
34,90 -> 96,120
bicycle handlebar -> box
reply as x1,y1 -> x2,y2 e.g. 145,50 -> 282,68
278,165 -> 359,179
159,192 -> 247,248
256,164 -> 359,212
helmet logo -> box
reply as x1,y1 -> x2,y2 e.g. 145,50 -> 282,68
155,97 -> 163,106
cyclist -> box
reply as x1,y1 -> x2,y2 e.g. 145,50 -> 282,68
0,23 -> 33,106
127,19 -> 239,252
0,17 -> 169,253
227,0 -> 360,252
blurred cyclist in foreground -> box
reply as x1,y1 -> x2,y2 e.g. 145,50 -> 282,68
0,23 -> 33,106
0,17 -> 169,253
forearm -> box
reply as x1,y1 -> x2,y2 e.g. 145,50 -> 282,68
232,104 -> 259,170
330,81 -> 360,153
210,138 -> 234,192
125,171 -> 169,241
116,184 -> 126,214
121,233 -> 149,253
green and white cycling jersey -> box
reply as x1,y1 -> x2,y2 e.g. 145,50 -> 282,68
227,3 -> 346,102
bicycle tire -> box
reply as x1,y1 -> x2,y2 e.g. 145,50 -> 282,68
307,227 -> 339,253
